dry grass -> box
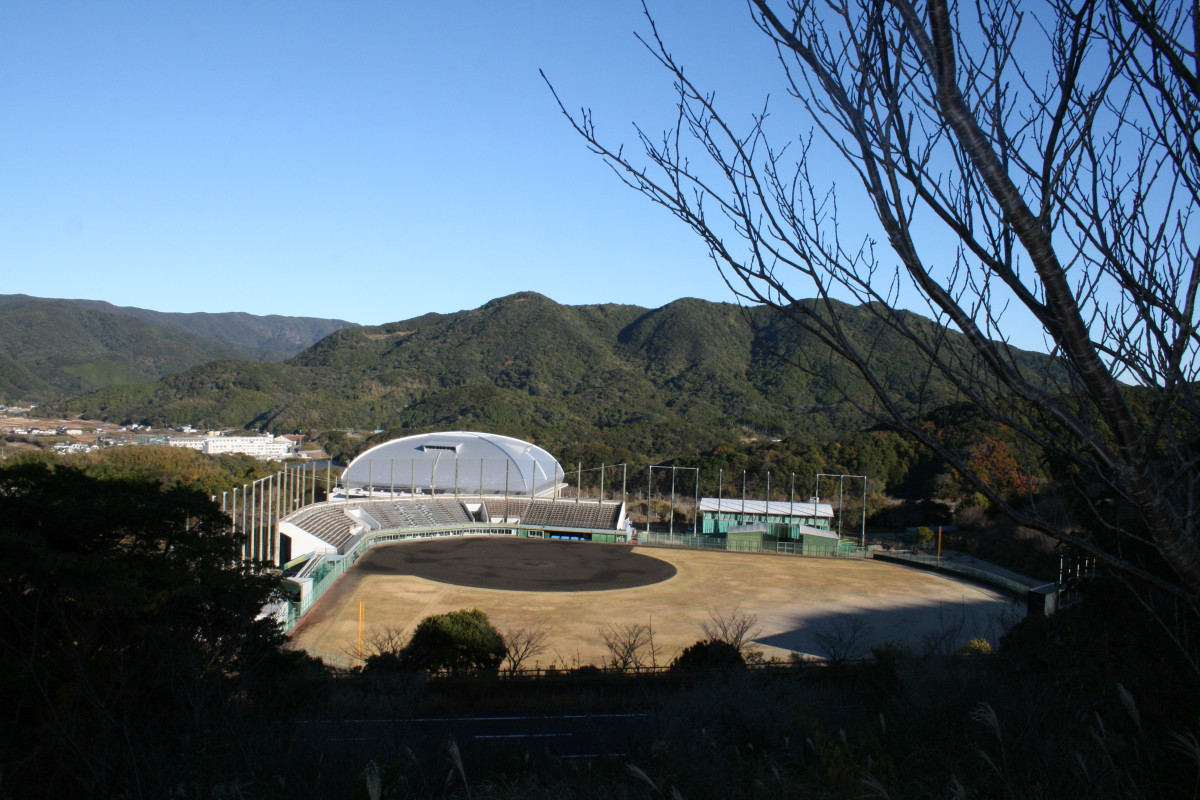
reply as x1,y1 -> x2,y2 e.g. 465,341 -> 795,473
290,542 -> 1015,668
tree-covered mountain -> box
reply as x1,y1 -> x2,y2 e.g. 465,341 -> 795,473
59,297 -> 357,360
0,347 -> 50,399
52,292 -> 1063,461
0,298 -> 252,398
0,295 -> 357,399
0,294 -> 356,362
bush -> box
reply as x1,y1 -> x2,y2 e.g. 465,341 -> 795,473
671,639 -> 746,672
961,490 -> 991,510
956,505 -> 989,528
956,637 -> 993,656
401,608 -> 506,674
0,462 -> 283,797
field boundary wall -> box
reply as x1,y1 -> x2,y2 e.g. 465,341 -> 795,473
871,551 -> 1057,617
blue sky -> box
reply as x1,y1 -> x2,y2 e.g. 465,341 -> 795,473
2,1 -> 796,325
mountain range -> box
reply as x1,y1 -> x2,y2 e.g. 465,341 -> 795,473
0,294 -> 356,397
40,292 -> 1061,460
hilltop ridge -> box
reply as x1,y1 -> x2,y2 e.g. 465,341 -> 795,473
48,292 -> 1062,460
0,294 -> 357,397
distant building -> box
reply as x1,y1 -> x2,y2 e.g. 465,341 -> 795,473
52,442 -> 94,454
166,432 -> 298,460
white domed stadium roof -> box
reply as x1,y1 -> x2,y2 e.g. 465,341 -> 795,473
342,431 -> 565,497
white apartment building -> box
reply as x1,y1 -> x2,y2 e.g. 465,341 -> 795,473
167,433 -> 297,460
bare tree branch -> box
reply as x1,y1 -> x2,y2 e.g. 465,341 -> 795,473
600,620 -> 661,671
701,605 -> 763,656
500,620 -> 551,672
547,0 -> 1200,626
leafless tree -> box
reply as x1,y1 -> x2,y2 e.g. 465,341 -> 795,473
343,626 -> 408,663
701,605 -> 763,656
600,620 -> 662,670
918,603 -> 969,656
812,617 -> 872,664
500,620 -> 551,672
548,0 -> 1200,655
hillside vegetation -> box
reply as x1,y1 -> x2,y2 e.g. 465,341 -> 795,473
52,292 -> 1063,461
0,295 -> 357,398
63,296 -> 357,360
0,298 -> 247,397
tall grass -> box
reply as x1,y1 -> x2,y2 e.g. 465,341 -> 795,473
25,584 -> 1199,799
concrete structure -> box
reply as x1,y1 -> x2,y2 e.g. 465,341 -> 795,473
167,432 -> 298,460
278,495 -> 630,631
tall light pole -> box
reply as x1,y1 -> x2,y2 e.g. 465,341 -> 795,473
648,465 -> 700,537
669,467 -> 676,535
647,467 -> 654,532
814,473 -> 869,548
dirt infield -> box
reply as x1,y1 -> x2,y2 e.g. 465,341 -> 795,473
290,537 -> 1018,667
352,538 -> 677,591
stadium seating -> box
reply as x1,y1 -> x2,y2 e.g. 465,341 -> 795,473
478,497 -> 622,529
285,504 -> 360,551
286,495 -> 622,551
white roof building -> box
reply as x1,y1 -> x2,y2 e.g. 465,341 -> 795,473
166,433 -> 297,460
698,497 -> 835,520
341,431 -> 566,498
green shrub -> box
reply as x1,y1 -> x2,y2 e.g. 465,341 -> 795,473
401,608 -> 506,674
671,639 -> 746,672
962,491 -> 990,510
957,637 -> 993,656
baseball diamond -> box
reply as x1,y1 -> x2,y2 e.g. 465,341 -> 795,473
289,537 -> 1016,667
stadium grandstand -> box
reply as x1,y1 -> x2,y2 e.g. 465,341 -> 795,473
273,432 -> 631,631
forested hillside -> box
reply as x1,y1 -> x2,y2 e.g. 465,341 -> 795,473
52,292 -> 1063,462
0,296 -> 357,398
63,297 -> 357,360
0,294 -> 356,366
0,298 -> 247,397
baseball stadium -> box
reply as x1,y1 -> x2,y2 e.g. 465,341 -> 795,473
230,431 -> 1031,666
